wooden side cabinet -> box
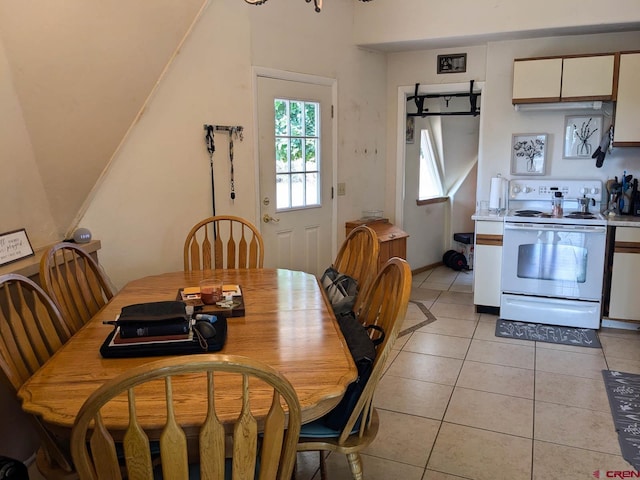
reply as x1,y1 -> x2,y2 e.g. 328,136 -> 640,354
473,220 -> 503,309
345,218 -> 409,271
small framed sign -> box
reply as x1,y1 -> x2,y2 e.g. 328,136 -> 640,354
0,229 -> 35,267
437,53 -> 467,74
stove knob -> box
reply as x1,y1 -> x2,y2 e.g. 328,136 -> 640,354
523,186 -> 532,193
511,185 -> 521,194
590,187 -> 599,195
580,187 -> 589,195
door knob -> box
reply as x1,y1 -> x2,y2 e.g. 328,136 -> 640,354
263,214 -> 280,223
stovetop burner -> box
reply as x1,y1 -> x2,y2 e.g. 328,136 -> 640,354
565,212 -> 596,219
514,210 -> 542,217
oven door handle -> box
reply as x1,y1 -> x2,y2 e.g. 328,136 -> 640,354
504,222 -> 606,234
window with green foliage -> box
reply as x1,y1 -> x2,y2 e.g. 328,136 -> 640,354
275,99 -> 320,210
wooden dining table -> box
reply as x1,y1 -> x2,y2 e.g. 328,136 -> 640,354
17,268 -> 356,439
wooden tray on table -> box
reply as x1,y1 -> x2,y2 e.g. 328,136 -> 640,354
177,286 -> 245,318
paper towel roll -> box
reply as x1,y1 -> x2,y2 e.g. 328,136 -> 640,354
489,176 -> 504,211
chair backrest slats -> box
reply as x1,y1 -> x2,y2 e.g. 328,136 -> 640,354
338,257 -> 411,445
184,216 -> 264,271
200,371 -> 225,480
334,226 -> 379,312
89,412 -> 122,480
233,373 -> 258,479
0,274 -> 76,475
71,355 -> 301,480
40,243 -> 115,336
160,376 -> 189,479
0,274 -> 70,392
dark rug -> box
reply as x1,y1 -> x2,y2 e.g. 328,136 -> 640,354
602,370 -> 640,470
495,318 -> 601,348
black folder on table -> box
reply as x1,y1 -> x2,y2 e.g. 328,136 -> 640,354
99,301 -> 227,358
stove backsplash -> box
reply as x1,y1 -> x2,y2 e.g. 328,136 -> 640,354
508,179 -> 604,213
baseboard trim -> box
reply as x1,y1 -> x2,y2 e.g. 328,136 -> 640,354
476,305 -> 500,315
412,262 -> 443,275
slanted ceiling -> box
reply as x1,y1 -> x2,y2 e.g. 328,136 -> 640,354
0,0 -> 207,236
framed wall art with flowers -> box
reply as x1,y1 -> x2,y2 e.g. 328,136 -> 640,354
563,115 -> 603,159
511,133 -> 547,176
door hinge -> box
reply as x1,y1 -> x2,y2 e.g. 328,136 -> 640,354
331,186 -> 334,199
331,105 -> 334,119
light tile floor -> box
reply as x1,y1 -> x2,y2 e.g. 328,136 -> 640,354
293,265 -> 640,480
28,265 -> 640,479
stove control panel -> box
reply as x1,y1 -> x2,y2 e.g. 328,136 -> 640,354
509,179 -> 602,201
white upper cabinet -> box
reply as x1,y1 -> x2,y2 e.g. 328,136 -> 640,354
561,55 -> 616,100
613,52 -> 640,147
513,54 -> 616,104
512,58 -> 562,103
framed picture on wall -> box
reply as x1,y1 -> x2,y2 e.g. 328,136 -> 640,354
511,133 -> 547,176
437,53 -> 467,74
563,115 -> 603,159
406,116 -> 415,144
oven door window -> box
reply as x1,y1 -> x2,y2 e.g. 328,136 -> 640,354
517,233 -> 587,283
502,224 -> 605,300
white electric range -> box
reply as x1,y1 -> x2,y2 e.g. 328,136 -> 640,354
500,179 -> 607,329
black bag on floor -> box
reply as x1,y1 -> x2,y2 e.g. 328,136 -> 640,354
322,312 -> 384,431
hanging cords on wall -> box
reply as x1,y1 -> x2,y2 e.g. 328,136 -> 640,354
407,80 -> 481,117
203,124 -> 244,214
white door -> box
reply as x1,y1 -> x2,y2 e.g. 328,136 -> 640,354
257,76 -> 334,275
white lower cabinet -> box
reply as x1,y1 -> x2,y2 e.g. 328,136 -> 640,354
473,220 -> 503,308
608,227 -> 640,321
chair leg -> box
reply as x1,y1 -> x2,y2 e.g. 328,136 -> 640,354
291,455 -> 297,480
319,451 -> 326,480
346,452 -> 363,480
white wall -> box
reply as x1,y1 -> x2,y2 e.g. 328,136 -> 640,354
0,37 -> 57,247
388,47 -> 485,268
78,0 -> 387,289
354,0 -> 640,48
0,0 -> 206,238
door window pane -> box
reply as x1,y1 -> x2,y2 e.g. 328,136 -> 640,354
274,98 -> 321,210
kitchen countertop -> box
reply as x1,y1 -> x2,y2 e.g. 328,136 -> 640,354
471,210 -> 505,222
605,215 -> 640,227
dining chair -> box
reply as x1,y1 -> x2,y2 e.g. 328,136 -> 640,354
40,242 -> 115,335
296,257 -> 412,480
70,353 -> 302,480
0,273 -> 77,478
183,216 -> 264,272
333,225 -> 379,313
